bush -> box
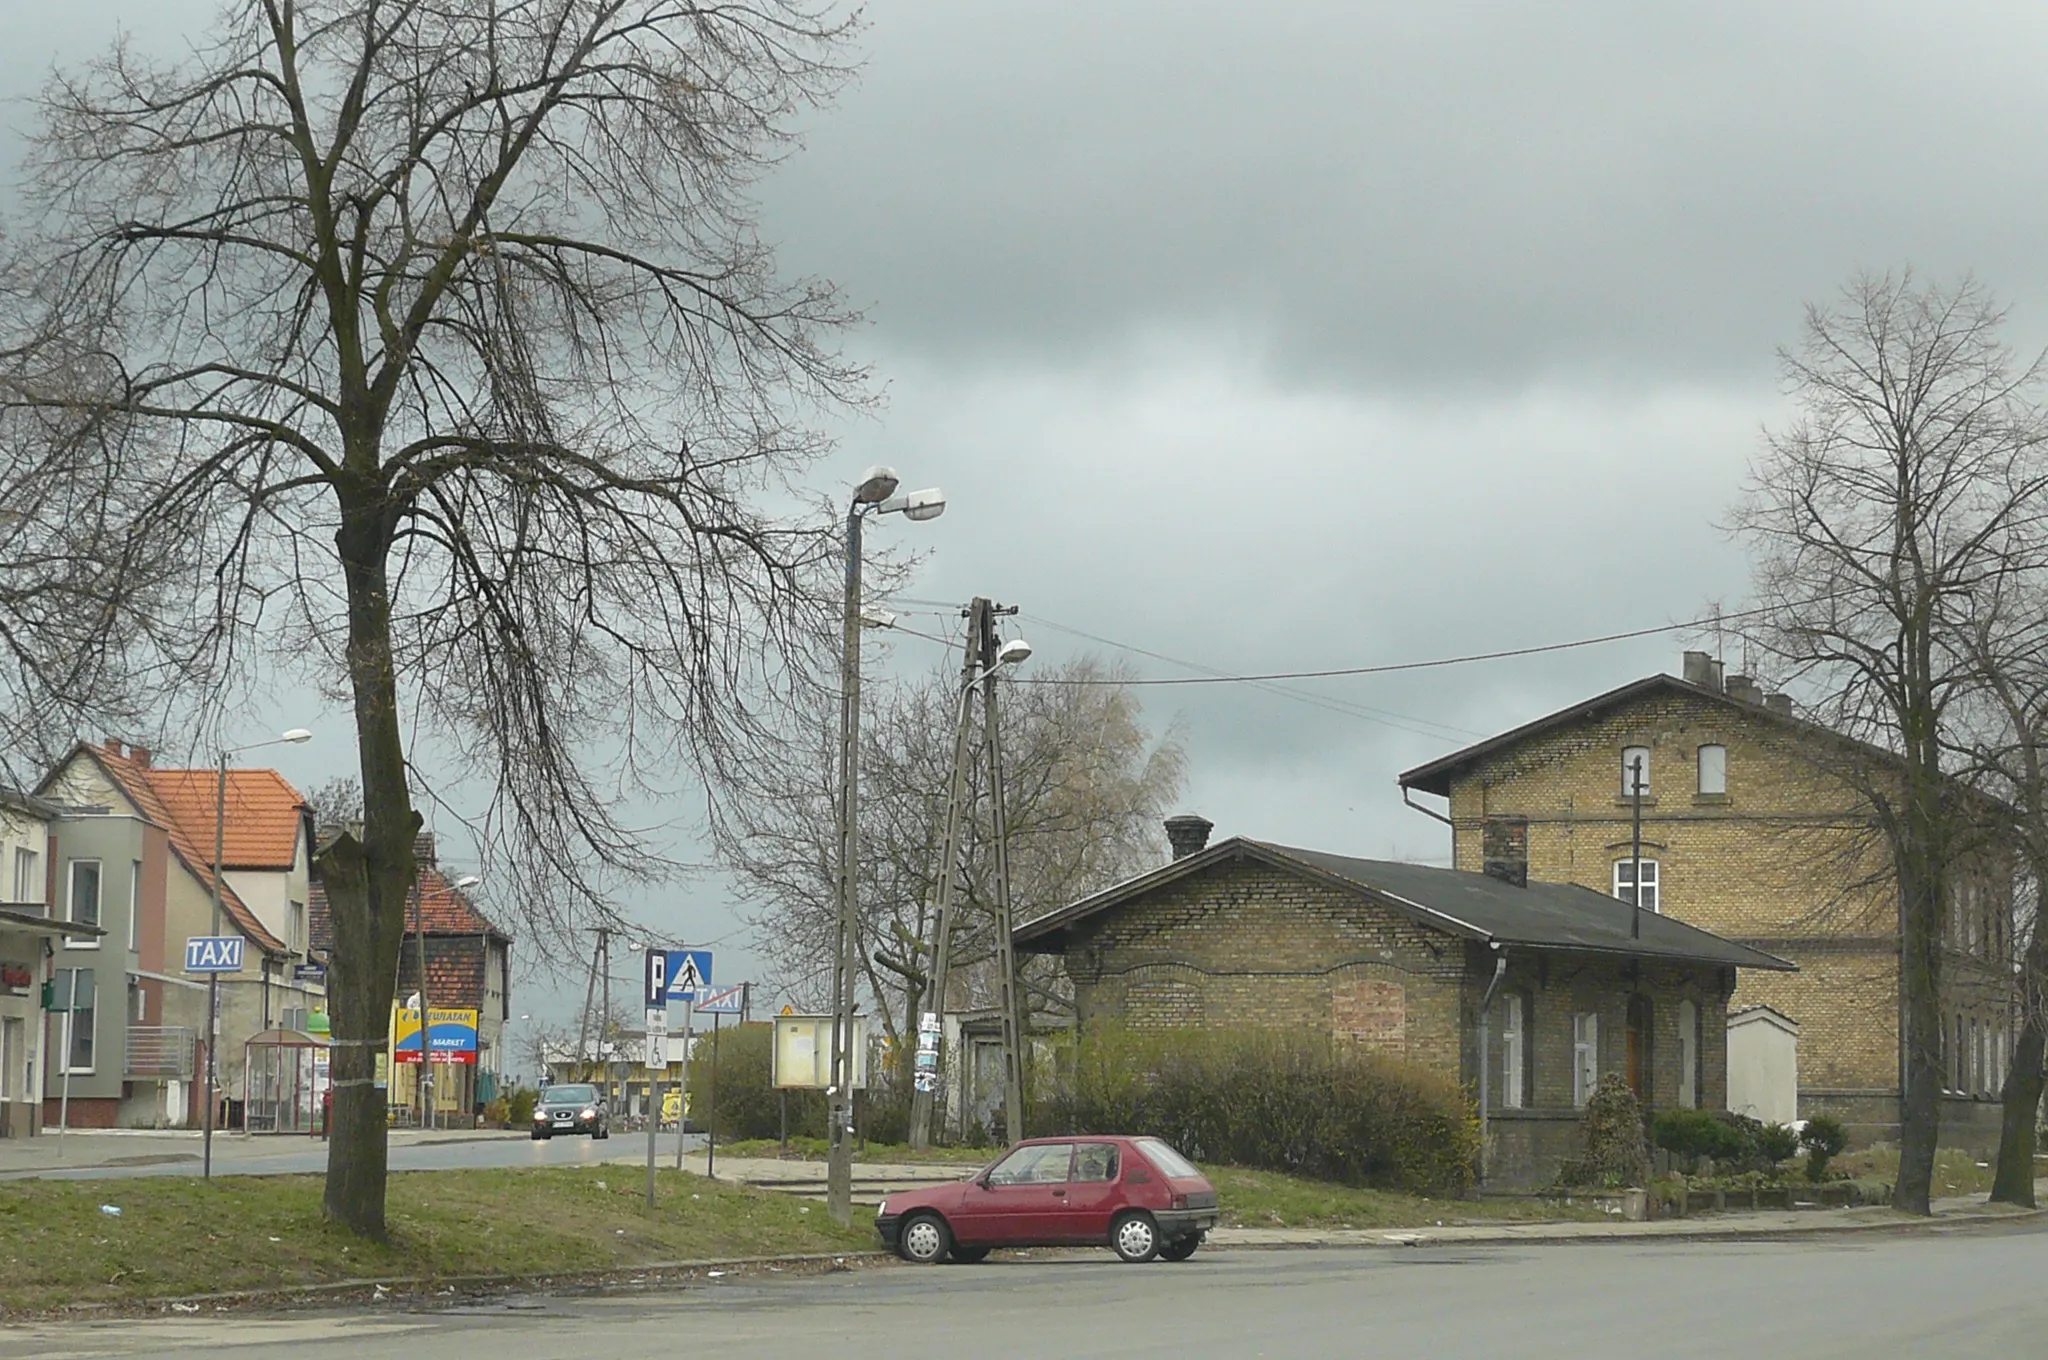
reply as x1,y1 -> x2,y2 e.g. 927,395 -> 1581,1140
685,1022 -> 826,1141
1652,1109 -> 1742,1167
507,1087 -> 538,1125
1040,1026 -> 1478,1195
1800,1115 -> 1850,1182
1557,1076 -> 1649,1188
1755,1122 -> 1801,1168
481,1097 -> 510,1125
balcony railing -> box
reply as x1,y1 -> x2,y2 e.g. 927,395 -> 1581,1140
125,1026 -> 197,1080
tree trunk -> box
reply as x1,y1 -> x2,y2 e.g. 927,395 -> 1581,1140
321,491 -> 420,1239
1991,909 -> 2048,1206
1892,789 -> 1945,1216
1991,1017 -> 2045,1206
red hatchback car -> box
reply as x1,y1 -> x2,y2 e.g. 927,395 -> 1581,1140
875,1135 -> 1219,1265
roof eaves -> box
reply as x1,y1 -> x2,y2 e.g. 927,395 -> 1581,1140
1246,842 -> 1493,941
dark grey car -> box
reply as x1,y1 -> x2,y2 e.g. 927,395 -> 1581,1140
531,1083 -> 611,1140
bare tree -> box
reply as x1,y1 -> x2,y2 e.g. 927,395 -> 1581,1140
0,1 -> 864,1238
1734,271 -> 2048,1214
718,652 -> 1186,1047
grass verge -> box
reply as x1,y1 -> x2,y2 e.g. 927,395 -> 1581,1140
715,1136 -> 992,1166
0,1166 -> 871,1316
1206,1167 -> 1610,1230
1831,1143 -> 2009,1199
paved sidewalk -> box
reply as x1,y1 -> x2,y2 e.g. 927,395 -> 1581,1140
0,1126 -> 525,1175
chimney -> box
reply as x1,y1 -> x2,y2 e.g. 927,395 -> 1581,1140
1681,651 -> 1715,688
414,831 -> 437,867
1482,815 -> 1529,888
1763,693 -> 1793,717
1725,674 -> 1762,706
1163,815 -> 1213,861
128,746 -> 151,767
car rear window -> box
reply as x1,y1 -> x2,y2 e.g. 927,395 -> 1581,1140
1137,1138 -> 1202,1179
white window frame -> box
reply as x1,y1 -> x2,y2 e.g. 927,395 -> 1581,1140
1614,858 -> 1660,913
0,1015 -> 20,1100
1621,747 -> 1651,799
65,859 -> 102,949
1677,999 -> 1699,1109
128,860 -> 142,953
59,968 -> 95,1074
289,899 -> 306,956
1501,993 -> 1526,1110
11,847 -> 38,907
1572,1012 -> 1599,1107
1697,744 -> 1727,796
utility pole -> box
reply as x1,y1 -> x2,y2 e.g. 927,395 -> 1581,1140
410,861 -> 433,1128
826,496 -> 867,1227
909,599 -> 986,1150
1629,754 -> 1646,939
983,603 -> 1027,1145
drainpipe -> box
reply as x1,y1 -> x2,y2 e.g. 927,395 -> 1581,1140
1476,944 -> 1508,1186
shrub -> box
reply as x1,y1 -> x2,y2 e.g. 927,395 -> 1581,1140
507,1087 -> 538,1125
685,1022 -> 826,1141
481,1097 -> 510,1125
1652,1109 -> 1742,1168
1557,1076 -> 1649,1188
1755,1122 -> 1801,1168
1800,1115 -> 1850,1182
1040,1026 -> 1478,1195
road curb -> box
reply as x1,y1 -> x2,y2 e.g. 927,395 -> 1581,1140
34,1250 -> 896,1321
1205,1204 -> 2048,1252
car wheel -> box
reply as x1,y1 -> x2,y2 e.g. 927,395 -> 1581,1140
1159,1234 -> 1201,1262
899,1213 -> 953,1265
1111,1212 -> 1160,1264
949,1245 -> 991,1264
595,1126 -> 609,1140
531,1130 -> 550,1141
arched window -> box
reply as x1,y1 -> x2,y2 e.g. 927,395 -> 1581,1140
1621,747 -> 1651,799
1501,993 -> 1527,1110
1677,999 -> 1699,1109
1614,858 -> 1659,913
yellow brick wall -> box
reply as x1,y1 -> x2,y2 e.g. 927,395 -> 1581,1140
1440,687 -> 2014,1104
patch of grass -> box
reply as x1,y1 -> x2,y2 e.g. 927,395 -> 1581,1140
1206,1167 -> 1609,1230
716,1137 -> 992,1166
1831,1143 -> 1997,1198
0,1166 -> 872,1316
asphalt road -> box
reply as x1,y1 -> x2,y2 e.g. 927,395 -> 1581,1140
7,1222 -> 2044,1359
0,1131 -> 707,1181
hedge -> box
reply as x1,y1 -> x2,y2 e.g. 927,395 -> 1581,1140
1039,1026 -> 1479,1195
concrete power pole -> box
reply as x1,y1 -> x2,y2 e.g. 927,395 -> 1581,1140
982,604 -> 1027,1146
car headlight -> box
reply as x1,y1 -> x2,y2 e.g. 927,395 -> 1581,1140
533,1111 -> 548,1122
581,1107 -> 597,1119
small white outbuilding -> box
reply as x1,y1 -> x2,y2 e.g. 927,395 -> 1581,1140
1726,1004 -> 1800,1126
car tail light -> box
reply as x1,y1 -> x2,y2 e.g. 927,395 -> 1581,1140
1171,1193 -> 1188,1210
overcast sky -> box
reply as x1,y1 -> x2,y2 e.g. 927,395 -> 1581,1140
9,2 -> 2048,1026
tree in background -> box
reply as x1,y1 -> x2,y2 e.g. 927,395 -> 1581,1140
0,1 -> 863,1238
1734,271 -> 2048,1214
718,653 -> 1185,1048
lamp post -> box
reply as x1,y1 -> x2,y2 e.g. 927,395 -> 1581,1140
829,465 -> 945,1227
205,727 -> 312,1181
908,625 -> 1033,1150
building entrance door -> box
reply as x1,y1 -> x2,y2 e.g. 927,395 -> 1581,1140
1626,994 -> 1653,1102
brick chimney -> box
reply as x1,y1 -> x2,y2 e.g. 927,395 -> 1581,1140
1164,815 -> 1213,861
1724,674 -> 1763,706
1482,815 -> 1529,888
1681,651 -> 1725,692
1763,693 -> 1793,717
413,831 -> 437,867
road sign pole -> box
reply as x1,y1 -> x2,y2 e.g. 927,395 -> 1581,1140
645,1068 -> 660,1211
202,972 -> 217,1178
707,1010 -> 720,1180
673,996 -> 693,1172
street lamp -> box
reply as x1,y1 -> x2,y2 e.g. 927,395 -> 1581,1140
829,466 -> 945,1226
907,633 -> 1034,1151
204,727 -> 312,1180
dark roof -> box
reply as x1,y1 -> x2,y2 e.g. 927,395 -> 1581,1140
0,907 -> 103,938
1015,837 -> 1794,973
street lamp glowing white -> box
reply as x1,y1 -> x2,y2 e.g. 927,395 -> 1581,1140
203,727 -> 312,1180
828,467 -> 945,1225
908,632 -> 1034,1149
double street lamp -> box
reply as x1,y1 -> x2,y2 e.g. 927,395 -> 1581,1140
828,466 -> 944,1227
204,727 -> 312,1181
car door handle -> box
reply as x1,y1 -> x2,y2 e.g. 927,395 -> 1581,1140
1052,1188 -> 1066,1197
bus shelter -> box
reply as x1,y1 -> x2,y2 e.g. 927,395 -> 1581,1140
243,1029 -> 329,1134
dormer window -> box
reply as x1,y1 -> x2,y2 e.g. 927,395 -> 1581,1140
1621,747 -> 1651,799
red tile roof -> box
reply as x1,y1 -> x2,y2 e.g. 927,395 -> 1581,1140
140,767 -> 307,869
307,856 -> 509,961
80,744 -> 293,956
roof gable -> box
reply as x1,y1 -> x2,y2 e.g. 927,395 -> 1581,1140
1015,836 -> 1793,972
50,744 -> 290,956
